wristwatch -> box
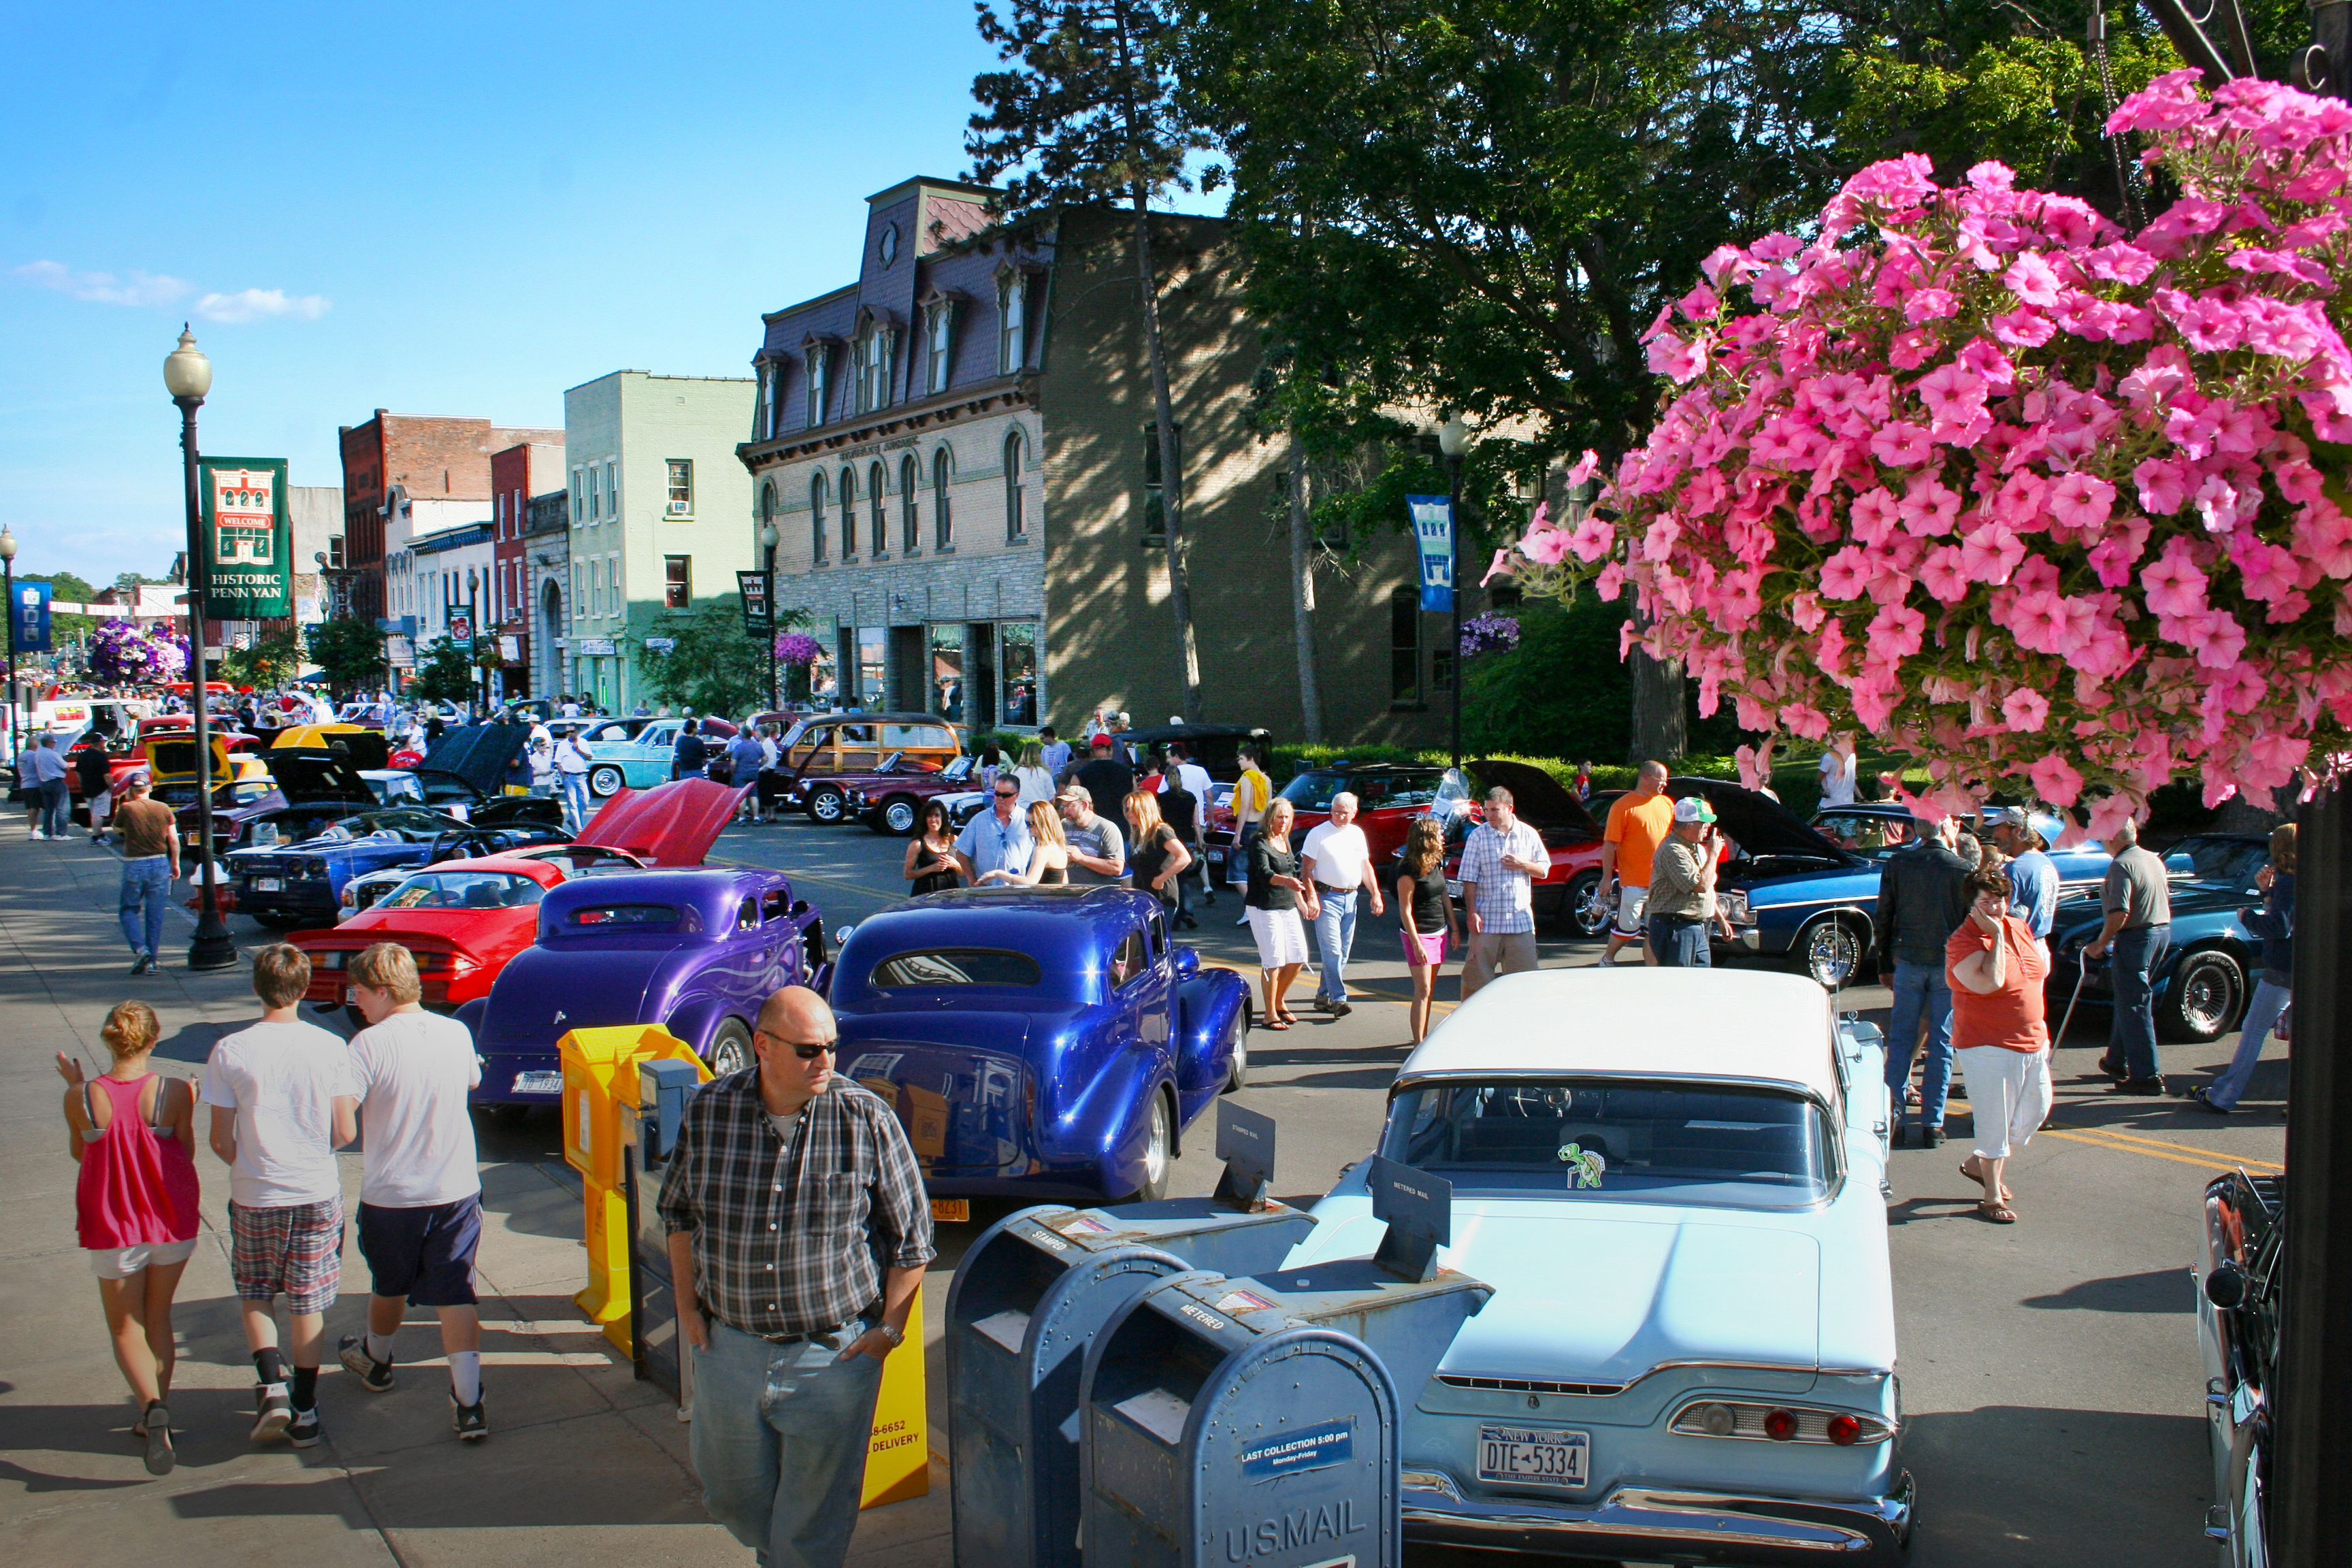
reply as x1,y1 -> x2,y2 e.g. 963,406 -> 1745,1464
875,1322 -> 905,1348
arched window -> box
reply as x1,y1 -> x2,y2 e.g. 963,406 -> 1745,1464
926,301 -> 953,395
810,474 -> 828,564
1004,429 -> 1027,542
869,461 -> 887,556
900,455 -> 919,552
998,273 -> 1026,374
760,479 -> 777,539
839,466 -> 858,558
933,447 -> 953,551
806,345 -> 829,429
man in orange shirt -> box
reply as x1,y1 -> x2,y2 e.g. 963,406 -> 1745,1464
1599,761 -> 1676,966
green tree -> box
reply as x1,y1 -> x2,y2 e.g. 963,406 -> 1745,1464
306,618 -> 385,693
223,627 -> 304,690
969,0 -> 1211,719
409,641 -> 476,705
642,601 -> 774,719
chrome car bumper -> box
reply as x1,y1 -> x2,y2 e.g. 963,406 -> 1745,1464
1401,1471 -> 1914,1565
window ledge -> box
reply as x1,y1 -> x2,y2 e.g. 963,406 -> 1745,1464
902,549 -> 921,559
934,544 -> 956,555
872,553 -> 890,562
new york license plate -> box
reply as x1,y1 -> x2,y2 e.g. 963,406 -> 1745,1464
1445,879 -> 1463,899
252,877 -> 282,892
930,1198 -> 970,1223
511,1071 -> 565,1095
1477,1424 -> 1590,1488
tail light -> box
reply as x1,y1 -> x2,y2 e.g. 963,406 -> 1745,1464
1827,1414 -> 1862,1446
1762,1408 -> 1798,1441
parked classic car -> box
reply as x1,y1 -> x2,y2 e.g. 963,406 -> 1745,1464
295,855 -> 570,1015
1424,760 -> 1613,934
1281,966 -> 1908,1563
142,730 -> 273,811
777,710 -> 962,788
468,864 -> 824,1104
1113,722 -> 1271,781
576,715 -> 737,797
827,885 -> 1251,1205
836,755 -> 977,832
2048,832 -> 2270,1043
409,724 -> 566,827
1203,760 -> 1448,883
174,741 -> 390,857
2197,1167 -> 2281,1567
226,805 -> 552,928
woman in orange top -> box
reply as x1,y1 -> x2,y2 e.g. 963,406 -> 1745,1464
1946,866 -> 2053,1224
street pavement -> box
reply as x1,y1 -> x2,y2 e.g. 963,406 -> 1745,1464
0,807 -> 2289,1567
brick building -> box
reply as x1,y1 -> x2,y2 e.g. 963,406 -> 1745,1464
337,410 -> 561,628
737,176 -> 1445,745
490,440 -> 566,697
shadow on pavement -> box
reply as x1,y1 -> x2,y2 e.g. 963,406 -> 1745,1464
1904,1405 -> 2209,1567
2021,1269 -> 2196,1313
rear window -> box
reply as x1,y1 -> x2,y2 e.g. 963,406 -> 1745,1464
570,903 -> 693,929
380,871 -> 545,911
1382,1079 -> 1834,1210
869,949 -> 1043,989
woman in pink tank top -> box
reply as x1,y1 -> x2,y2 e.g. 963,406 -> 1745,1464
59,1000 -> 199,1475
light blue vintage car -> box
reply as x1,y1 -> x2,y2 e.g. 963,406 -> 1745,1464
578,716 -> 690,798
1282,966 -> 1910,1565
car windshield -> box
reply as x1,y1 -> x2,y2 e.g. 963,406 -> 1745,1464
1812,810 -> 1914,862
869,949 -> 1043,989
378,871 -> 544,911
2163,835 -> 2268,887
1284,769 -> 1444,812
1382,1078 -> 1835,1210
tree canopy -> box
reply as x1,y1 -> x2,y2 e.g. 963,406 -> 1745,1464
641,600 -> 778,719
306,619 -> 385,693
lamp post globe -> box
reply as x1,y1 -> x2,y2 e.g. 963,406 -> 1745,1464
163,327 -> 212,402
165,326 -> 236,970
0,526 -> 18,563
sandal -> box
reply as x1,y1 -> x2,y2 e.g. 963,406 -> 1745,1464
1957,1158 -> 2014,1202
1978,1199 -> 2018,1224
1264,1019 -> 1292,1031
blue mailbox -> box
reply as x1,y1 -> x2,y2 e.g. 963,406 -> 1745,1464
1077,1158 -> 1490,1568
947,1105 -> 1316,1568
623,1058 -> 704,1405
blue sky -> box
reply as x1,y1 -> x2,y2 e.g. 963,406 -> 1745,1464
1,0 -> 1218,589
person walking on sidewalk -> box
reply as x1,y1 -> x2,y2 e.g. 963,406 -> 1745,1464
554,727 -> 594,832
27,732 -> 69,839
112,776 -> 179,976
1396,817 -> 1460,1046
1459,785 -> 1547,999
2087,815 -> 2174,1096
1301,791 -> 1383,1016
2191,823 -> 2296,1114
660,985 -> 933,1568
1245,797 -> 1316,1028
334,943 -> 492,1441
57,1000 -> 199,1475
1599,762 -> 1674,965
200,945 -> 358,1448
1876,815 -> 1972,1147
1646,797 -> 1735,966
18,743 -> 42,836
1947,868 -> 2054,1224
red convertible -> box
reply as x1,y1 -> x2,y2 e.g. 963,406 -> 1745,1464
289,777 -> 745,1015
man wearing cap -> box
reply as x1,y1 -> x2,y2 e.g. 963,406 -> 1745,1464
1073,734 -> 1133,814
1646,798 -> 1735,966
1056,783 -> 1126,885
1984,808 -> 2058,961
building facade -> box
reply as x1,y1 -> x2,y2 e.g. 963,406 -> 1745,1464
561,371 -> 757,710
490,441 -> 566,698
337,410 -> 561,629
523,489 -> 570,699
737,178 -> 1446,746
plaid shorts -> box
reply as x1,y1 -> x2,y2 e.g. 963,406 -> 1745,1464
228,1198 -> 344,1313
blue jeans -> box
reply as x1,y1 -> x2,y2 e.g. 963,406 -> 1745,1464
2206,976 -> 2288,1110
692,1320 -> 885,1568
1884,959 -> 1955,1130
1648,914 -> 1711,967
2108,924 -> 2171,1081
120,855 -> 170,958
1313,887 -> 1358,1002
559,772 -> 593,834
38,777 -> 67,836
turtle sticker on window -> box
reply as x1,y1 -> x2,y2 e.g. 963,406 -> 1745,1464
1557,1141 -> 1606,1190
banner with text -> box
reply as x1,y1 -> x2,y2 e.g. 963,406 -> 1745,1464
199,456 -> 292,618
1407,495 -> 1454,613
738,570 -> 774,638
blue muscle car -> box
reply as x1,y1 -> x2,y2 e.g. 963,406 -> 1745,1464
2047,832 -> 2270,1043
826,885 -> 1253,1203
468,866 -> 823,1104
227,805 -> 539,930
1284,966 -> 1910,1564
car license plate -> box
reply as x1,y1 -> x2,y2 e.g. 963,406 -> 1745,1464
1207,849 -> 1226,868
253,877 -> 282,892
930,1198 -> 971,1223
1477,1424 -> 1589,1488
1445,879 -> 1462,899
512,1071 -> 565,1095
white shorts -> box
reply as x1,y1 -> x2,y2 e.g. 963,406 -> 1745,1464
1957,1045 -> 2053,1162
88,1237 -> 198,1279
1613,885 -> 1648,940
1246,906 -> 1311,968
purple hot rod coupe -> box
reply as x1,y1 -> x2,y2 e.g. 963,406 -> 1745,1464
465,867 -> 825,1105
826,885 -> 1253,1203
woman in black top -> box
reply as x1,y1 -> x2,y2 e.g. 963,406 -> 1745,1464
1395,816 -> 1462,1045
1245,798 -> 1316,1028
904,799 -> 961,895
1124,789 -> 1194,919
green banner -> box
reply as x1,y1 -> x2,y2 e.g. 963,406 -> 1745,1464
198,455 -> 292,617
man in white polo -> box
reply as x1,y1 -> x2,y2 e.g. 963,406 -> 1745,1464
1301,792 -> 1384,1016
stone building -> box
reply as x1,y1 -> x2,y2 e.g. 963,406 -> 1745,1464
523,489 -> 570,700
736,176 -> 1447,746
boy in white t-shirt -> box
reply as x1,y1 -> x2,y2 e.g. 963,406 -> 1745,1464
200,945 -> 357,1447
333,942 -> 491,1441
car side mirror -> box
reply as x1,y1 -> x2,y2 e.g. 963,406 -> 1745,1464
2204,1262 -> 2248,1309
1173,947 -> 1200,980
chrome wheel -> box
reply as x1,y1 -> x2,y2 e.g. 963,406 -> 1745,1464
1225,1009 -> 1250,1092
808,786 -> 847,824
702,1017 -> 754,1077
2163,951 -> 2242,1043
1136,1093 -> 1174,1200
1802,917 -> 1861,989
1566,871 -> 1607,938
881,796 -> 918,835
588,765 -> 624,798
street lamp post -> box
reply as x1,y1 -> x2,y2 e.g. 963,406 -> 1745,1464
164,326 -> 238,971
1437,414 -> 1470,773
759,521 -> 780,711
1,527 -> 18,772
466,566 -> 483,719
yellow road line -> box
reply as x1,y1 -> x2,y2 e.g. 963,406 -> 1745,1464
2059,1122 -> 2285,1171
2036,1126 -> 2274,1175
1947,1095 -> 2281,1174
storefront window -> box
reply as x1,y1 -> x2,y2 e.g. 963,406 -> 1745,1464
1000,622 -> 1039,727
930,625 -> 965,723
857,627 -> 887,708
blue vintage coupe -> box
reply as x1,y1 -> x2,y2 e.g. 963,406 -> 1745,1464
827,885 -> 1254,1203
226,805 -> 571,930
467,866 -> 823,1103
2048,832 -> 2270,1043
1283,966 -> 1909,1563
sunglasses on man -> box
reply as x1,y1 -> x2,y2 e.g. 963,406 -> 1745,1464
994,787 -> 1019,799
755,1029 -> 836,1061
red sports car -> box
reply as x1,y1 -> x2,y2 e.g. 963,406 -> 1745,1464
289,777 -> 747,1015
1201,761 -> 1449,884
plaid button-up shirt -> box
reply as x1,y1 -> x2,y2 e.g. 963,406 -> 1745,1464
1460,819 -> 1546,936
656,1070 -> 934,1340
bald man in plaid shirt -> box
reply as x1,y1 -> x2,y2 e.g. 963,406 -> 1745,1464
660,985 -> 932,1568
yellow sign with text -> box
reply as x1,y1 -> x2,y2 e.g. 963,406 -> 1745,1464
863,1279 -> 930,1508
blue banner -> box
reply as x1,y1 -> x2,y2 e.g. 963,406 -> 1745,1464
11,581 -> 51,654
1408,495 -> 1453,612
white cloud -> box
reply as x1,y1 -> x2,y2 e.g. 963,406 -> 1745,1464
194,287 -> 331,323
12,259 -> 191,307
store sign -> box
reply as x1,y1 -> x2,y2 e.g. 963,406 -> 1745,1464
1407,495 -> 1454,613
10,581 -> 51,654
738,570 -> 774,637
580,636 -> 616,656
498,635 -> 521,661
644,636 -> 676,654
199,457 -> 292,617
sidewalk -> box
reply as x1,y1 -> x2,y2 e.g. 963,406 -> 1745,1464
0,828 -> 951,1567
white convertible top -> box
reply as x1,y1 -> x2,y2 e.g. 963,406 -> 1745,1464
1401,967 -> 1842,1102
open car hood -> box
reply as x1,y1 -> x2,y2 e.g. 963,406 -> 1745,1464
144,734 -> 233,783
265,748 -> 380,806
419,725 -> 523,794
578,777 -> 746,866
1461,758 -> 1603,838
1669,777 -> 1863,864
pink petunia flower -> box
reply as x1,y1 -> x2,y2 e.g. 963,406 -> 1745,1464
2029,751 -> 2085,806
2002,689 -> 2051,732
2048,471 -> 2115,532
2293,500 -> 2352,578
1919,545 -> 1971,603
2141,536 -> 2211,616
1869,421 -> 1933,467
1899,475 -> 1962,536
1567,514 -> 1616,563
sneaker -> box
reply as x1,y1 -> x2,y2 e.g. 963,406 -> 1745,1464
2114,1075 -> 2168,1096
286,1405 -> 323,1448
1235,913 -> 1251,927
2187,1086 -> 2234,1114
28,830 -> 44,841
338,1333 -> 394,1392
129,954 -> 148,975
1330,1000 -> 1353,1017
451,1394 -> 489,1442
251,1382 -> 293,1441
2094,1054 -> 2128,1082
142,1401 -> 174,1476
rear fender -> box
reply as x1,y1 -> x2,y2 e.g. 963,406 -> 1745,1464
662,996 -> 730,1058
1174,968 -> 1248,1102
455,997 -> 487,1048
1100,1075 -> 1179,1196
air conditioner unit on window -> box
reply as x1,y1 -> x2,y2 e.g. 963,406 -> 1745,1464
666,500 -> 689,518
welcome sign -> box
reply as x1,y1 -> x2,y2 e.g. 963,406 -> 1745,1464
199,456 -> 292,617
1407,495 -> 1454,612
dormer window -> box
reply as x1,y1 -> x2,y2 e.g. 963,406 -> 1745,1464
926,299 -> 955,395
858,325 -> 893,414
757,361 -> 781,440
997,270 -> 1026,374
805,343 -> 830,429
